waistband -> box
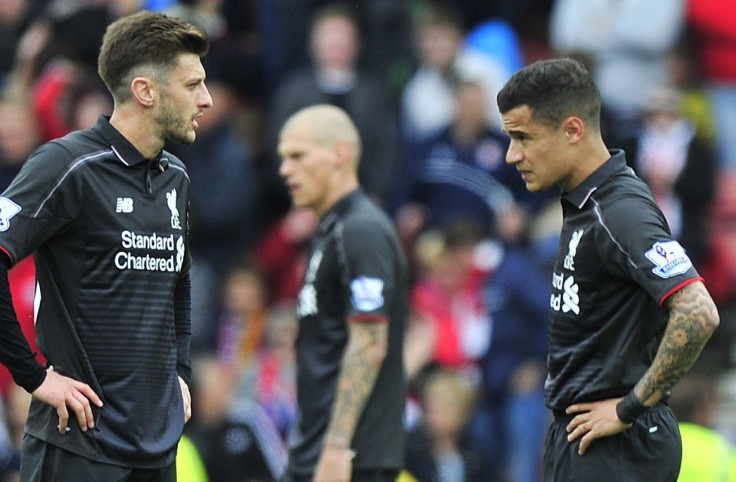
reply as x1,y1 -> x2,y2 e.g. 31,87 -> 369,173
552,400 -> 668,423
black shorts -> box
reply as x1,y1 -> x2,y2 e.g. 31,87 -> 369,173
544,404 -> 682,482
20,435 -> 177,482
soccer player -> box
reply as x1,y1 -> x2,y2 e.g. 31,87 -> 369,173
278,104 -> 408,482
497,57 -> 719,481
0,10 -> 212,481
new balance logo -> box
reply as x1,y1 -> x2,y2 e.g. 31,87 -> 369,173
116,197 -> 134,213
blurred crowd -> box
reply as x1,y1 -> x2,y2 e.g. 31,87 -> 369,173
0,0 -> 736,481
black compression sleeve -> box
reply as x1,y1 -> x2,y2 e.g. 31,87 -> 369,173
174,273 -> 192,385
0,255 -> 46,392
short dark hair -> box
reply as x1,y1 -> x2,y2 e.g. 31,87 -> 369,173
310,3 -> 361,37
497,57 -> 602,131
97,10 -> 209,102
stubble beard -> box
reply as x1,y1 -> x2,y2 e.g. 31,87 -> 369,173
158,98 -> 196,146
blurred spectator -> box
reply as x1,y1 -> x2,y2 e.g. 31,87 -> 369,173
400,1 -> 467,143
669,372 -> 735,482
0,0 -> 44,89
686,0 -> 736,170
392,73 -> 542,246
217,262 -> 269,369
231,304 -> 298,441
667,28 -> 717,147
186,357 -> 288,482
681,0 -> 736,366
400,1 -> 510,144
165,0 -> 265,103
0,97 -> 40,189
621,86 -> 716,268
549,0 -> 686,145
176,433 -> 209,482
404,221 -> 491,383
257,0 -> 413,102
0,385 -> 31,482
403,368 -> 486,482
267,3 -> 400,207
163,0 -> 227,39
471,239 -> 550,482
254,207 -> 317,306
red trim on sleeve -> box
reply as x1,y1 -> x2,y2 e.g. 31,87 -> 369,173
348,314 -> 389,324
659,277 -> 704,307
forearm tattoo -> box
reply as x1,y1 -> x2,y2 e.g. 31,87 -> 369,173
324,322 -> 388,447
636,282 -> 719,404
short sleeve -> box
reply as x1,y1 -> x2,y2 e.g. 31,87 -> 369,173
0,142 -> 79,264
341,219 -> 400,321
594,193 -> 700,304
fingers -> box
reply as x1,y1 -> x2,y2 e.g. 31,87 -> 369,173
566,418 -> 590,442
33,369 -> 103,435
74,379 -> 104,408
56,404 -> 69,434
577,432 -> 593,455
179,377 -> 192,423
67,389 -> 95,431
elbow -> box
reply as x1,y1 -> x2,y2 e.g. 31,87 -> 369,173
704,310 -> 720,337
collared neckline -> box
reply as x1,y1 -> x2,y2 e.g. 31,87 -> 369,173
317,188 -> 363,234
562,149 -> 628,209
92,115 -> 163,167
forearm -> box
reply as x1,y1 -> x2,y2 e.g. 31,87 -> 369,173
174,273 -> 192,385
633,281 -> 719,405
0,255 -> 46,392
324,322 -> 388,448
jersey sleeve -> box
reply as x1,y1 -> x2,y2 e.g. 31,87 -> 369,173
594,192 -> 701,305
0,142 -> 79,264
341,219 -> 400,322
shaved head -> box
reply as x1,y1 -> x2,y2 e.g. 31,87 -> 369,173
281,104 -> 362,165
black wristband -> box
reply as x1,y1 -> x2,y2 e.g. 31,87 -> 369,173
616,390 -> 649,424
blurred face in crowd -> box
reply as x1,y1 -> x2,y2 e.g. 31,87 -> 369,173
0,101 -> 40,165
454,81 -> 487,131
423,377 -> 470,440
310,14 -> 359,72
417,22 -> 463,72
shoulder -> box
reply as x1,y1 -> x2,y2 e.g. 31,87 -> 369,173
25,130 -> 110,174
341,199 -> 394,238
592,170 -> 662,227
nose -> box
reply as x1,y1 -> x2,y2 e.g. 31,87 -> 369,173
506,141 -> 523,165
279,158 -> 291,178
200,84 -> 213,109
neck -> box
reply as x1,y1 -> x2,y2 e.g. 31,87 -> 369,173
563,137 -> 611,192
317,179 -> 359,217
109,107 -> 163,159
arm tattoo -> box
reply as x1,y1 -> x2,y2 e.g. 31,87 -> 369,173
324,321 -> 388,448
635,281 -> 719,404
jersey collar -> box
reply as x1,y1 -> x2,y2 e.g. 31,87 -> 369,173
317,188 -> 363,234
93,115 -> 161,167
562,149 -> 628,209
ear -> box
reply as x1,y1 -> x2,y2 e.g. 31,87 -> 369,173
333,140 -> 352,168
131,76 -> 156,107
563,116 -> 585,144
